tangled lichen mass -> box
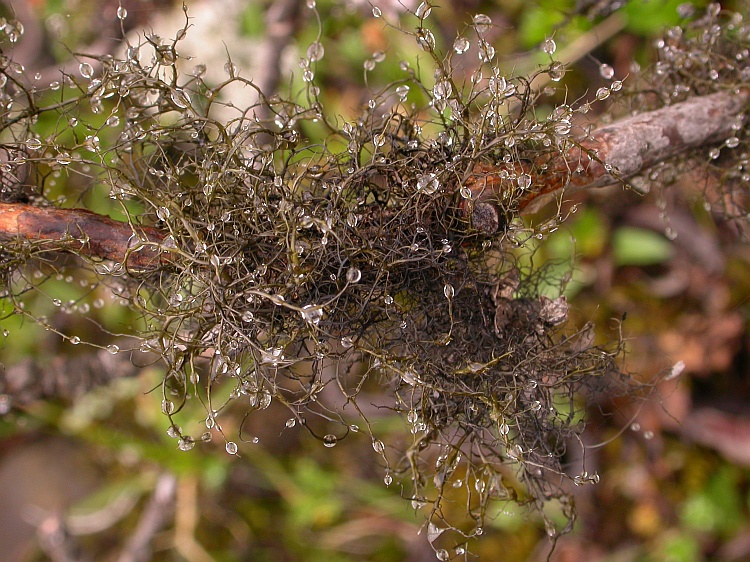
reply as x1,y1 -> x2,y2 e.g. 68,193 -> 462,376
2,1 -> 750,556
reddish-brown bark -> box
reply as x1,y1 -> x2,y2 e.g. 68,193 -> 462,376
0,203 -> 167,269
463,89 -> 750,223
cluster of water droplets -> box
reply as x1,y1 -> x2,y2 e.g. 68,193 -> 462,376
623,2 -> 750,222
0,2 -> 661,556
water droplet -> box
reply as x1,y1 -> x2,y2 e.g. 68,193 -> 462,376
416,1 -> 431,19
372,439 -> 385,453
307,41 -> 324,62
346,267 -> 362,283
294,302 -> 320,327
162,400 -> 175,415
542,38 -> 557,55
226,441 -> 238,455
499,422 -> 510,435
417,173 -> 440,194
428,522 -> 445,543
726,136 -> 740,148
323,434 -> 338,447
453,36 -> 470,54
665,360 -> 686,381
401,370 -> 419,385
26,138 -> 41,150
416,28 -> 435,51
258,390 -> 272,409
306,0 -> 316,8
107,344 -> 120,354
56,153 -> 71,166
518,173 -> 532,189
433,80 -> 452,100
478,42 -> 495,62
341,336 -> 354,349
178,437 -> 195,451
384,295 -> 394,305
384,473 -> 392,485
346,212 -> 359,227
79,62 -> 94,79
285,418 -> 296,428
436,549 -> 450,561
372,6 -> 382,17
473,14 -> 492,34
117,6 -> 128,19
599,63 -> 615,79
549,61 -> 565,81
0,394 -> 10,415
224,61 -> 237,77
443,284 -> 454,299
677,3 -> 695,18
596,87 -> 610,100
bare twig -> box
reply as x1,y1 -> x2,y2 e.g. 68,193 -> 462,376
117,473 -> 177,562
0,203 -> 168,269
36,515 -> 86,562
251,0 -> 302,119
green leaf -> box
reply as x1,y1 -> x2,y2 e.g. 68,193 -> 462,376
680,466 -> 744,534
622,0 -> 698,36
612,226 -> 674,266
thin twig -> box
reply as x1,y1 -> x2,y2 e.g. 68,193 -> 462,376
251,0 -> 302,120
117,473 -> 178,562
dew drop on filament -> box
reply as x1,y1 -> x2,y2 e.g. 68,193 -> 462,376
346,267 -> 362,283
453,36 -> 469,54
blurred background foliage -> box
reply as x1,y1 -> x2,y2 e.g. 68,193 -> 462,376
2,0 -> 750,561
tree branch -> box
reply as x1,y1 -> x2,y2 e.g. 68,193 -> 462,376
116,473 -> 177,562
0,204 -> 168,269
0,90 -> 746,265
465,89 -> 750,218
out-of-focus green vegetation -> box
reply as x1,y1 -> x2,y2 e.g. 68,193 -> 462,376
3,1 -> 750,561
